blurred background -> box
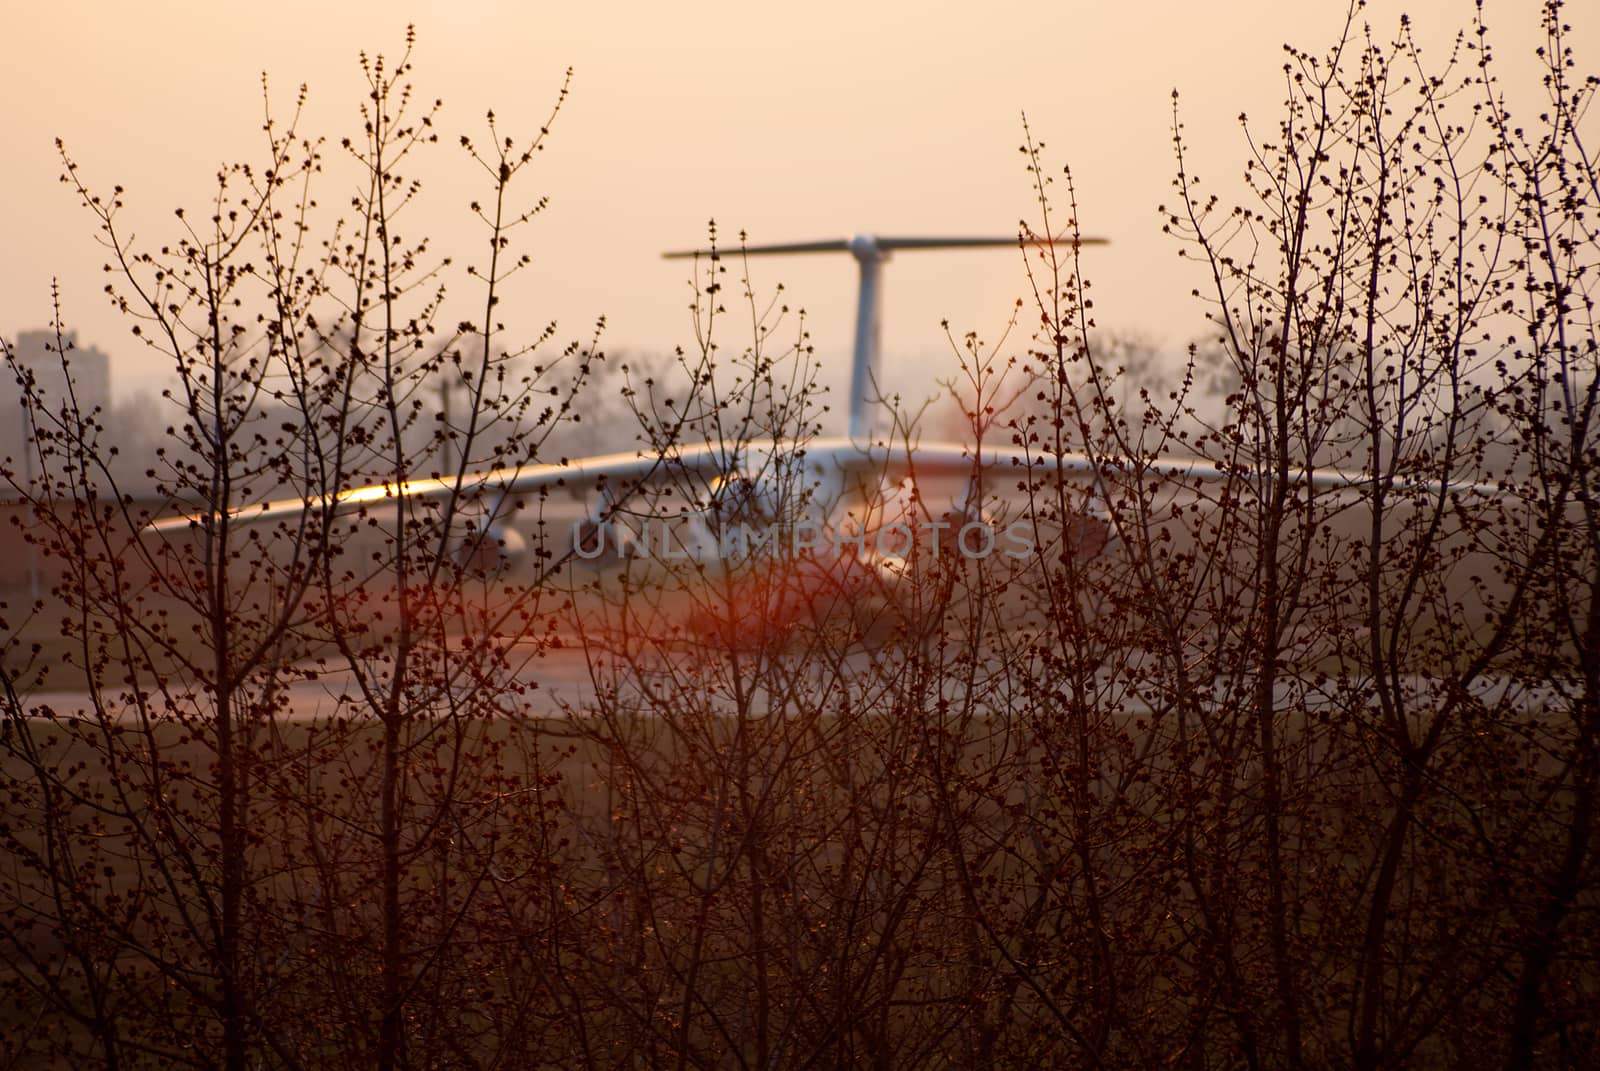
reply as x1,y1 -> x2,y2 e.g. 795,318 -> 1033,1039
2,1 -> 1589,427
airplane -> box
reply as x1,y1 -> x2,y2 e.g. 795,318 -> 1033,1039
145,231 -> 1504,588
144,234 -> 1110,557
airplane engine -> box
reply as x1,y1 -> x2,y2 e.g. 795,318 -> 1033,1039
453,516 -> 529,574
938,498 -> 1002,560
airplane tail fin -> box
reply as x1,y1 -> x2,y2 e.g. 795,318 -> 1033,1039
663,232 -> 1108,441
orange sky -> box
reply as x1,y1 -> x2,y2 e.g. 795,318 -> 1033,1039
2,1 -> 1590,422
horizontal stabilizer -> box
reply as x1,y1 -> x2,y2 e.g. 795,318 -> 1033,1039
662,233 -> 1107,259
663,239 -> 850,258
872,235 -> 1106,251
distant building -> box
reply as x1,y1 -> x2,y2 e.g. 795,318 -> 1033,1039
5,328 -> 113,471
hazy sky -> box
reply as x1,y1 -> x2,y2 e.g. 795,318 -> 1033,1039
3,1 -> 1590,420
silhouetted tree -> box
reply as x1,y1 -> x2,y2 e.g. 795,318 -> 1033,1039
4,3 -> 1599,1069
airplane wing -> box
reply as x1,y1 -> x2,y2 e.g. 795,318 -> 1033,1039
144,433 -> 1501,534
143,442 -> 727,533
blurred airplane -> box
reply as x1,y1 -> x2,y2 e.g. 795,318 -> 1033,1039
147,234 -> 1109,561
147,231 -> 1489,584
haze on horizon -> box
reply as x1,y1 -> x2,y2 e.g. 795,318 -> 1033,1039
2,1 -> 1589,425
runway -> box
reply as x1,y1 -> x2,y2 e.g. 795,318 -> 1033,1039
14,632 -> 605,724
